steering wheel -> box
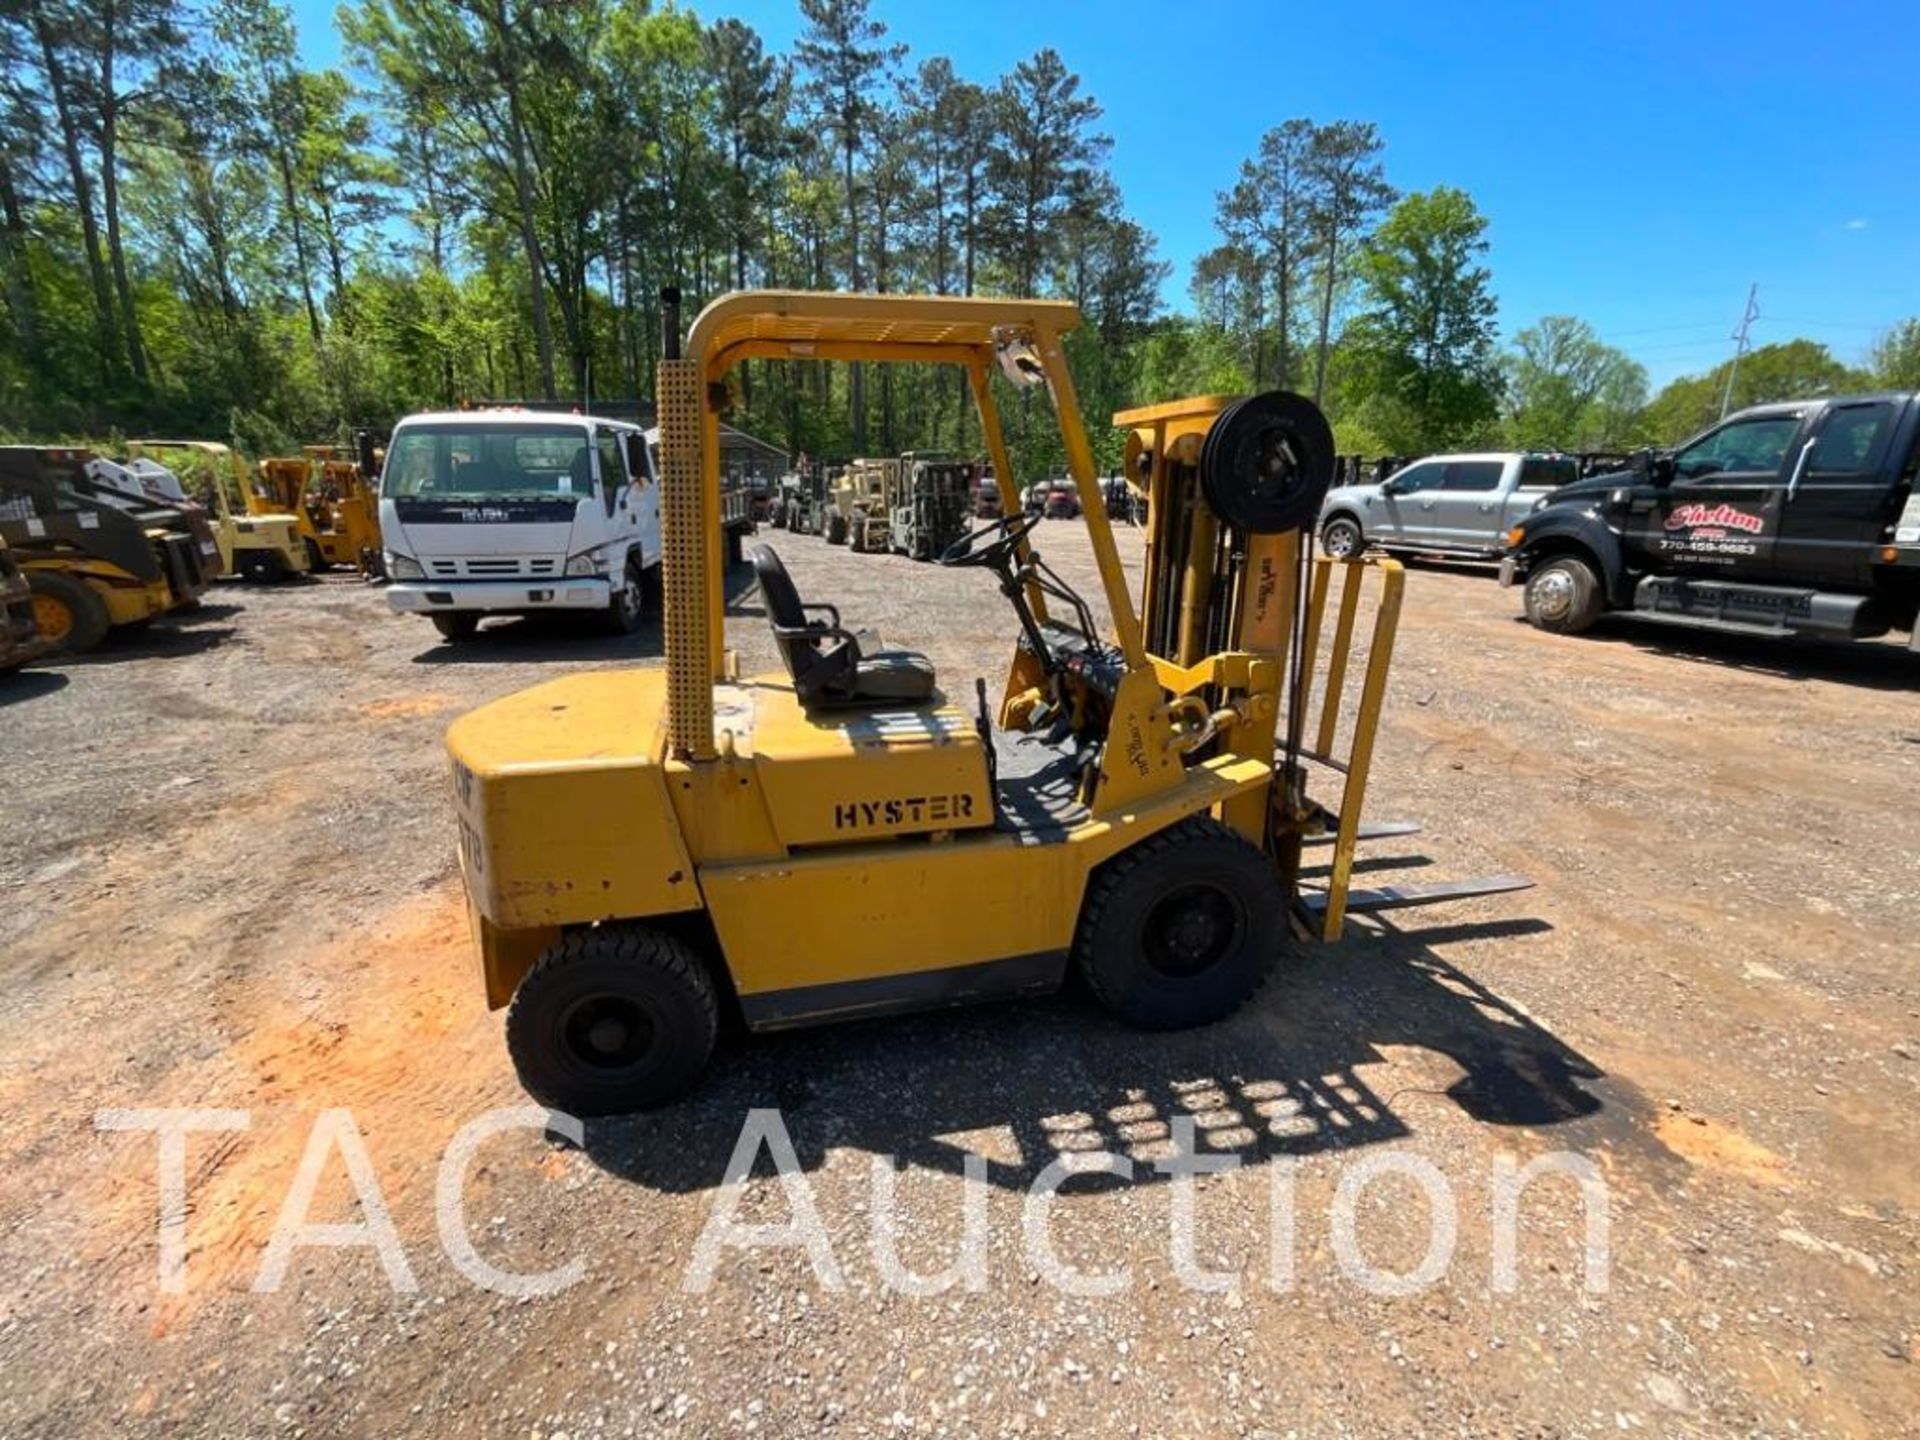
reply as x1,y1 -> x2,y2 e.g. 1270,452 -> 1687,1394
939,512 -> 1042,570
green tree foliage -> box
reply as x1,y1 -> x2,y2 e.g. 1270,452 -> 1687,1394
1338,187 -> 1502,453
1869,318 -> 1920,390
1503,315 -> 1648,450
7,1 -> 1899,472
1641,339 -> 1866,444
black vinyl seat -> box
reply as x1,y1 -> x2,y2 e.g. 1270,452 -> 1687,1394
751,545 -> 936,710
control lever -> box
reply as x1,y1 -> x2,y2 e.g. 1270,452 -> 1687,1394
974,677 -> 998,801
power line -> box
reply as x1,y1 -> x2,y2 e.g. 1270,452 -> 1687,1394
1720,283 -> 1759,421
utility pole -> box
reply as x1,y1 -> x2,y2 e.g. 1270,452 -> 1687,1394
1719,283 -> 1759,420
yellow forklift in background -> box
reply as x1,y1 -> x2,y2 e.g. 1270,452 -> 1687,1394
845,456 -> 895,553
446,289 -> 1529,1114
127,440 -> 311,583
256,444 -> 383,575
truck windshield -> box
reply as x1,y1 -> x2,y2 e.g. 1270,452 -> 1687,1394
382,423 -> 593,502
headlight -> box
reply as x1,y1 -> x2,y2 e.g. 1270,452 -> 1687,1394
565,548 -> 608,577
385,551 -> 424,579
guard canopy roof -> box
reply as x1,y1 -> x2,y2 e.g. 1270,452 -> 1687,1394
685,290 -> 1081,366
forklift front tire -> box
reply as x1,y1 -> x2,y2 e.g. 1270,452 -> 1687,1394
1523,555 -> 1603,635
1073,817 -> 1288,1031
432,612 -> 481,642
506,925 -> 719,1115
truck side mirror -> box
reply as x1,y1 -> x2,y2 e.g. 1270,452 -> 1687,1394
1649,454 -> 1676,486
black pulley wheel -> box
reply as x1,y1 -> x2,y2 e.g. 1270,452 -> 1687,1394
1199,390 -> 1335,534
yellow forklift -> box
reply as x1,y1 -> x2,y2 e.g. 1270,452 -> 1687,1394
127,440 -> 311,582
446,289 -> 1529,1114
256,443 -> 383,575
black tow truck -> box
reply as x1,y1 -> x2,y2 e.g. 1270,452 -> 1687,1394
1501,393 -> 1920,649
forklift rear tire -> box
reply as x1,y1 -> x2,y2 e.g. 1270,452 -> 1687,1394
431,612 -> 481,642
1523,555 -> 1603,635
27,571 -> 111,655
1073,817 -> 1288,1031
506,925 -> 719,1115
305,538 -> 327,572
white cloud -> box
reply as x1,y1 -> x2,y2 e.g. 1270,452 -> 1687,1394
1844,218 -> 1869,231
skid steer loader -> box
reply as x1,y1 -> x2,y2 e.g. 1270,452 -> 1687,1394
446,289 -> 1530,1115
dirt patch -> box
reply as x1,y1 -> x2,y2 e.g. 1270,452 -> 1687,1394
1653,1106 -> 1791,1188
359,694 -> 456,720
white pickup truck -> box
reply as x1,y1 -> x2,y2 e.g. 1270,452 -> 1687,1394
1317,451 -> 1578,560
379,409 -> 661,641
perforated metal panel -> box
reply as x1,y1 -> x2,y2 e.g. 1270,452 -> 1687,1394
657,358 -> 715,759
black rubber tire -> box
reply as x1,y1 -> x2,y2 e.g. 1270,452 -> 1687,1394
1523,554 -> 1604,635
601,559 -> 645,635
826,513 -> 847,546
1199,390 -> 1336,534
1073,816 -> 1289,1031
304,538 -> 327,572
26,570 -> 112,655
431,612 -> 481,641
1321,515 -> 1365,559
238,550 -> 287,584
506,925 -> 719,1115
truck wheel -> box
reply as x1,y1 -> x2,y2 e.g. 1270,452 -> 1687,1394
601,560 -> 645,635
1523,555 -> 1603,634
304,538 -> 327,572
431,612 -> 480,642
1321,515 -> 1364,559
1073,817 -> 1289,1031
506,925 -> 719,1115
27,571 -> 111,655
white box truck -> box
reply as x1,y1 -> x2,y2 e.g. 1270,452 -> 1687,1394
378,409 -> 661,642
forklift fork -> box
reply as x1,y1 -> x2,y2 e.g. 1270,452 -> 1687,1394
1285,554 -> 1532,940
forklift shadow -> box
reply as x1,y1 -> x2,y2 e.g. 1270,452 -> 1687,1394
1530,615 -> 1920,692
579,914 -> 1606,1196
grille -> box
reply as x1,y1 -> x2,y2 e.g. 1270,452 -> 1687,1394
425,558 -> 558,579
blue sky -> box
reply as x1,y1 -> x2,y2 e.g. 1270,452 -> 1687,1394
294,0 -> 1916,386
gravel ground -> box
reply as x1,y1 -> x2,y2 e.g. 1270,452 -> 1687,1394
0,521 -> 1916,1439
